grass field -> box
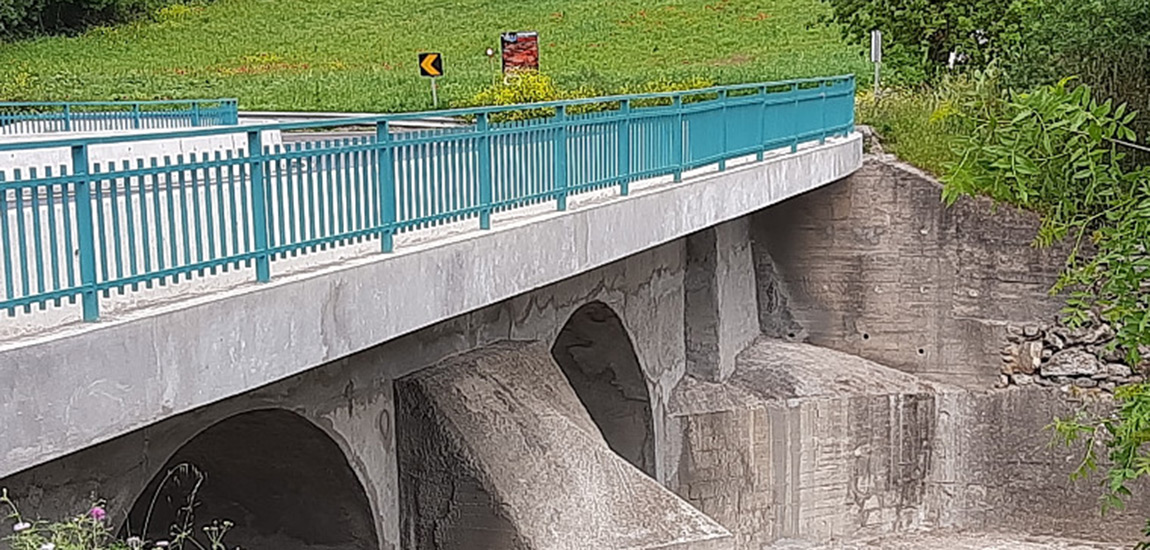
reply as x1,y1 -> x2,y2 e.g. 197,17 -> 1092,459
0,0 -> 868,112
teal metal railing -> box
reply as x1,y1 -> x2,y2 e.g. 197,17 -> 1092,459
0,76 -> 854,321
0,99 -> 239,136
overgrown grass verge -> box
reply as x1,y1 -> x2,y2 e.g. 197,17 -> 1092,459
0,0 -> 868,112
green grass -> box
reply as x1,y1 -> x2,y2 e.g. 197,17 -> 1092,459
857,89 -> 960,176
0,0 -> 868,112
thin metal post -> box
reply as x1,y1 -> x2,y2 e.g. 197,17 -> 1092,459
377,121 -> 396,252
672,96 -> 684,182
554,105 -> 568,210
63,105 -> 72,132
757,86 -> 767,161
478,113 -> 493,229
790,83 -> 800,154
719,90 -> 728,172
819,81 -> 828,145
618,99 -> 631,196
192,102 -> 202,127
133,104 -> 141,129
72,144 -> 98,321
247,130 -> 271,282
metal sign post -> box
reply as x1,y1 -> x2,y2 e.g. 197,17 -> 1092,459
871,30 -> 882,99
418,52 -> 444,108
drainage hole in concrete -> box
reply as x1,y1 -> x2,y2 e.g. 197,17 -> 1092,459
862,333 -> 870,341
918,348 -> 926,355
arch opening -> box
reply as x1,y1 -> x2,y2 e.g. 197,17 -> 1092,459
122,409 -> 377,550
551,302 -> 656,477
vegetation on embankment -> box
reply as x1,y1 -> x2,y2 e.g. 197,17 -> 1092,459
828,1 -> 1150,542
0,0 -> 868,111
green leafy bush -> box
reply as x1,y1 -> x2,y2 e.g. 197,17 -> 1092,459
817,0 -> 1024,83
456,71 -> 716,122
941,74 -> 1150,545
3,464 -> 236,550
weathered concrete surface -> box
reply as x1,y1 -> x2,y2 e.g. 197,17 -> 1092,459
667,338 -> 1150,548
668,338 -> 940,549
0,134 -> 862,480
773,532 -> 1124,549
753,156 -> 1069,387
396,341 -> 732,550
684,218 -> 761,383
0,350 -> 401,550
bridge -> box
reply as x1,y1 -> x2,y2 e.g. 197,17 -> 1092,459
0,76 -> 1142,550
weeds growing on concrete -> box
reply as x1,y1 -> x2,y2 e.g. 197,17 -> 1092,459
2,464 -> 235,550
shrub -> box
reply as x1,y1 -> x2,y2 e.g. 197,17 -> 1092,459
456,72 -> 717,123
817,0 -> 1024,84
3,464 -> 236,550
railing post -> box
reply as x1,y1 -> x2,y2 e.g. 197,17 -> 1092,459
819,81 -> 828,145
247,130 -> 271,282
192,102 -> 202,127
672,96 -> 684,182
757,85 -> 767,161
72,144 -> 99,321
790,83 -> 800,154
718,90 -> 728,172
133,104 -> 142,129
478,112 -> 493,229
63,105 -> 72,132
377,121 -> 396,252
554,105 -> 568,210
618,99 -> 631,196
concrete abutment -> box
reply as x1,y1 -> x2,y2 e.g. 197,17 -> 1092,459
5,150 -> 1148,549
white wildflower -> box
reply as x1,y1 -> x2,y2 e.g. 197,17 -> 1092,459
154,542 -> 170,548
40,543 -> 55,550
127,537 -> 143,549
12,521 -> 32,532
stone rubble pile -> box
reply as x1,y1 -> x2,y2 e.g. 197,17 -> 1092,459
999,317 -> 1145,393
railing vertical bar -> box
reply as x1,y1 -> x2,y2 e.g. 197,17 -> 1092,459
477,113 -> 492,229
0,172 -> 14,310
554,106 -> 568,211
72,146 -> 99,320
247,130 -> 270,282
62,168 -> 78,291
377,122 -> 396,250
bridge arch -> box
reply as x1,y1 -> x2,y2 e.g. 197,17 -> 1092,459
122,408 -> 377,550
551,301 -> 656,477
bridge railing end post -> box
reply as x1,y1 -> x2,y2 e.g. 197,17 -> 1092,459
247,129 -> 271,282
377,121 -> 396,252
72,143 -> 99,321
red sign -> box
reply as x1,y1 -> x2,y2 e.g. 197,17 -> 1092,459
501,31 -> 539,72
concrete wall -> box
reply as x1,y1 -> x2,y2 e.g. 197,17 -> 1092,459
397,341 -> 732,550
0,134 -> 862,480
0,226 -> 699,548
753,156 -> 1070,387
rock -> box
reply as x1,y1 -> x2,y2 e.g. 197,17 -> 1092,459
1092,372 -> 1110,380
1036,377 -> 1055,387
1007,325 -> 1025,344
996,374 -> 1010,388
1042,348 -> 1053,360
1066,324 -> 1115,346
1100,382 -> 1117,393
1014,341 -> 1044,375
1042,349 -> 1103,377
1044,331 -> 1066,351
1093,345 -> 1125,363
1024,325 -> 1041,338
1105,363 -> 1133,378
1074,378 -> 1099,388
1013,374 -> 1035,386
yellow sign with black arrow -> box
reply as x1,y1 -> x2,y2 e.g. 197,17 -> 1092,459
419,52 -> 443,77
